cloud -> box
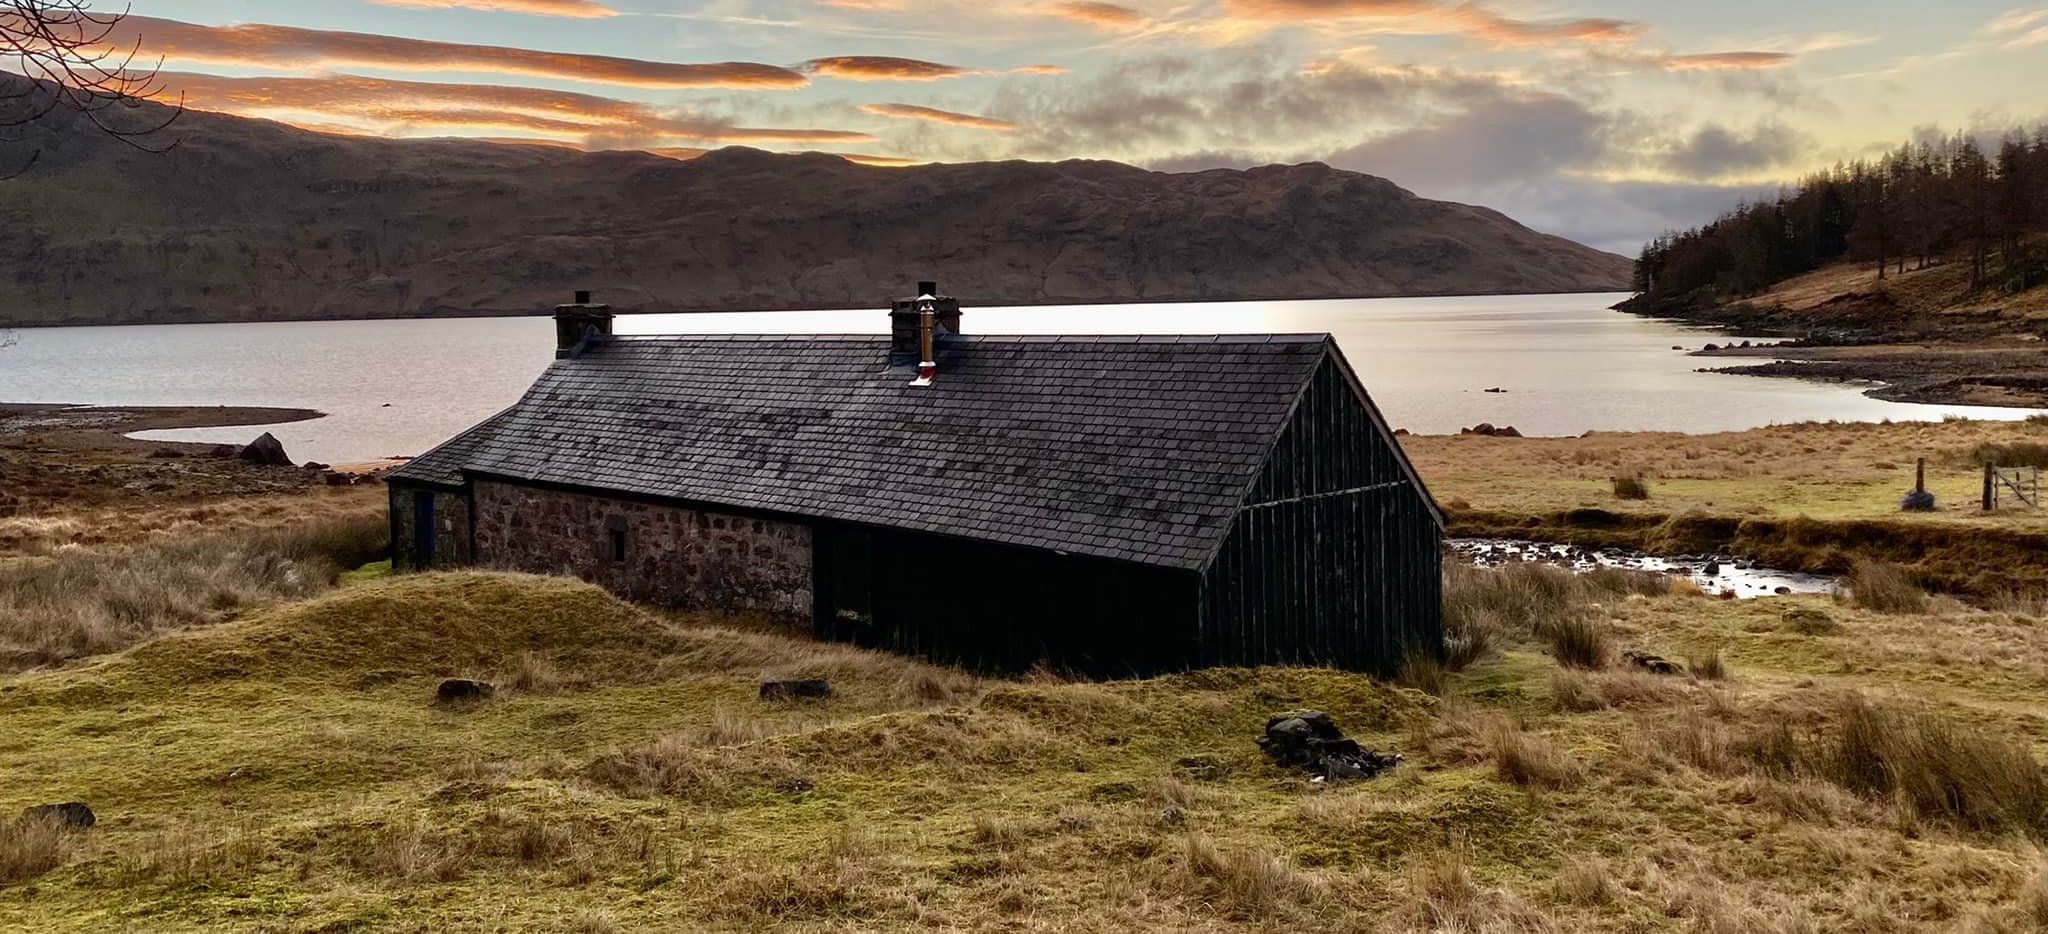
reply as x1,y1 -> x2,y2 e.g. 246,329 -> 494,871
153,71 -> 869,144
1324,92 -> 1609,190
105,16 -> 807,89
803,56 -> 972,81
1216,0 -> 1639,47
1049,1 -> 1150,30
1655,51 -> 1795,71
363,0 -> 617,17
802,56 -> 1064,81
861,102 -> 1019,131
642,147 -> 919,166
1659,122 -> 1809,179
1983,8 -> 2048,35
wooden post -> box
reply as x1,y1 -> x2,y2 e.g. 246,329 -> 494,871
1984,462 -> 1996,512
1915,458 -> 1926,496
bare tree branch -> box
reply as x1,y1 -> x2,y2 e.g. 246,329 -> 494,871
0,1 -> 182,176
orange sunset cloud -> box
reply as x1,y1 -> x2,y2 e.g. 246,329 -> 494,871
1049,1 -> 1149,30
153,72 -> 870,144
364,0 -> 619,17
860,102 -> 1019,131
106,16 -> 807,89
803,56 -> 971,81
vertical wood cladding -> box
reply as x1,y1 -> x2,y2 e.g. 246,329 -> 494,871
813,523 -> 1198,677
470,480 -> 812,623
1197,355 -> 1443,674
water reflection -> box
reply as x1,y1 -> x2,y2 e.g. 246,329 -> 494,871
0,292 -> 2035,465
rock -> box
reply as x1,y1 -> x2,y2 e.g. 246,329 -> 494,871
22,802 -> 95,829
208,444 -> 236,458
1460,423 -> 1522,437
1257,709 -> 1400,783
1900,490 -> 1937,512
760,678 -> 833,701
323,471 -> 354,486
303,461 -> 331,471
1704,562 -> 1722,576
238,432 -> 292,467
1703,343 -> 1721,351
1622,650 -> 1684,676
146,447 -> 185,459
1484,387 -> 1507,393
1672,345 -> 1684,350
434,679 -> 495,705
1393,427 -> 1410,436
1774,586 -> 1792,595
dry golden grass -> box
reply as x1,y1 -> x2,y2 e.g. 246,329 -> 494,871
8,563 -> 2048,930
0,514 -> 387,671
0,816 -> 70,885
1845,560 -> 1930,614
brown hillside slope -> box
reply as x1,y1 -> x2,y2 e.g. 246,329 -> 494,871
0,88 -> 1631,326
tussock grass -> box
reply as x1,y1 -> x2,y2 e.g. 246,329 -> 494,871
1176,834 -> 1320,919
1551,667 -> 1687,712
1443,562 -> 1669,653
0,514 -> 387,671
1687,649 -> 1731,681
1489,721 -> 1580,790
1546,615 -> 1612,669
1809,695 -> 2048,837
1964,442 -> 2048,469
0,815 -> 70,885
1398,652 -> 1451,695
1612,475 -> 1652,500
1845,560 -> 1929,614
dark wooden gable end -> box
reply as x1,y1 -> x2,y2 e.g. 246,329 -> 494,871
1196,345 -> 1444,674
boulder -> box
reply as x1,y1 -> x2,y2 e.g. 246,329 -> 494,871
22,802 -> 95,829
147,447 -> 185,459
1257,709 -> 1401,783
207,444 -> 236,458
303,461 -> 332,471
238,432 -> 292,467
1622,650 -> 1684,676
323,471 -> 354,486
760,678 -> 833,701
1459,423 -> 1523,438
435,678 -> 496,705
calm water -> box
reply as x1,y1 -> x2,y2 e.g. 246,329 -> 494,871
1,293 -> 2039,465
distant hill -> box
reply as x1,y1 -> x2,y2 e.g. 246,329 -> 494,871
0,89 -> 1632,326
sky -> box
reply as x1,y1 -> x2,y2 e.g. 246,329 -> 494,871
64,0 -> 2048,252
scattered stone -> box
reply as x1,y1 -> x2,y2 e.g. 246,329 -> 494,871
1258,710 -> 1401,783
1703,343 -> 1721,352
1704,561 -> 1722,577
303,461 -> 332,471
1774,586 -> 1793,595
1459,423 -> 1523,438
1622,650 -> 1684,676
22,802 -> 95,829
238,432 -> 292,467
1484,387 -> 1507,393
435,678 -> 495,705
760,678 -> 833,701
1672,345 -> 1684,350
323,471 -> 354,486
147,447 -> 185,459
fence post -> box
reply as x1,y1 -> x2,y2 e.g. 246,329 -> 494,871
1916,458 -> 1926,497
1983,462 -> 1996,512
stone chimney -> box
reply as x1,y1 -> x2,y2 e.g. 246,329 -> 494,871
554,290 -> 613,359
889,279 -> 962,372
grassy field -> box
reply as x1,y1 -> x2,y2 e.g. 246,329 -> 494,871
6,565 -> 2048,931
1405,417 -> 2048,595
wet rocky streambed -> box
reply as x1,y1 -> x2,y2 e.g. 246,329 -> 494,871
1449,539 -> 1837,598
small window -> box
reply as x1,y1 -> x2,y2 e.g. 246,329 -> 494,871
608,528 -> 627,562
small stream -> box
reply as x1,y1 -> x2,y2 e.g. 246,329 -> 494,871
1449,539 -> 1837,598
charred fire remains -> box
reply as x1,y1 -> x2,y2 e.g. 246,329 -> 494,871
387,282 -> 1443,676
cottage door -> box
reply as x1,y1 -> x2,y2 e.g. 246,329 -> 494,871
413,496 -> 435,569
819,525 -> 877,645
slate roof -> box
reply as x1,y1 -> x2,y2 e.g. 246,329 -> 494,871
392,333 -> 1343,570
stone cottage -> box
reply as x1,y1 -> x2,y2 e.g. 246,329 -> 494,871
387,284 -> 1443,675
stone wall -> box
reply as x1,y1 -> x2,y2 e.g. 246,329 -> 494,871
471,479 -> 812,622
389,484 -> 474,569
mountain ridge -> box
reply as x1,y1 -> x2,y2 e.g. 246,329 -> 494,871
0,91 -> 1632,327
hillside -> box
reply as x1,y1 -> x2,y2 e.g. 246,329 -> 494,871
0,89 -> 1631,327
